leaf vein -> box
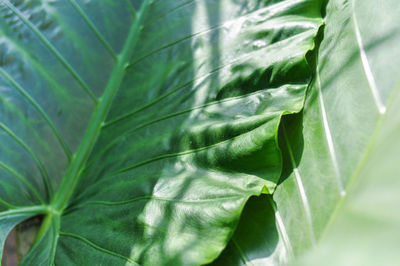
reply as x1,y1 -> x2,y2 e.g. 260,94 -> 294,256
0,122 -> 52,199
268,196 -> 293,261
104,29 -> 311,129
282,122 -> 315,244
316,67 -> 345,196
231,237 -> 253,266
0,205 -> 48,219
3,0 -> 98,103
59,231 -> 139,265
129,2 -> 314,68
0,161 -> 45,204
351,0 -> 386,114
0,68 -> 72,160
52,0 -> 152,211
89,87 -> 285,169
75,195 -> 243,210
67,0 -> 117,59
101,118 -> 273,179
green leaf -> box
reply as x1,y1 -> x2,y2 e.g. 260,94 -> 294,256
222,0 -> 400,264
0,0 -> 322,265
214,0 -> 400,264
279,0 -> 400,256
0,209 -> 39,261
291,0 -> 400,264
210,195 -> 288,266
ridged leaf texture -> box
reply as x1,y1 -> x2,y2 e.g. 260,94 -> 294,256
213,0 -> 400,265
0,0 -> 323,265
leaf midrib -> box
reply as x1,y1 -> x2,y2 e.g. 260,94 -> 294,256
7,0 -> 151,250
318,77 -> 400,242
303,0 -> 400,244
13,1 -> 153,260
3,0 -> 98,103
0,205 -> 48,219
52,0 -> 152,212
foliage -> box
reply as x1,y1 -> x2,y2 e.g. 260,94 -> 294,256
0,0 -> 322,264
219,0 -> 400,264
1,0 -> 398,265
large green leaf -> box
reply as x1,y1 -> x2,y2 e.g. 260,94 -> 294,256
0,0 -> 322,264
210,194 -> 289,266
278,0 -> 400,258
292,0 -> 400,264
214,0 -> 400,264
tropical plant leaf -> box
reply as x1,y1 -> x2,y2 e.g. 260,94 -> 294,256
0,0 -> 322,265
214,0 -> 400,264
291,0 -> 400,264
277,0 -> 400,256
209,195 -> 289,266
0,212 -> 33,261
212,113 -> 309,266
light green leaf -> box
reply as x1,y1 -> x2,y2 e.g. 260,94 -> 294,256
292,0 -> 400,264
210,195 -> 289,266
279,0 -> 400,257
218,0 -> 400,264
0,0 -> 322,265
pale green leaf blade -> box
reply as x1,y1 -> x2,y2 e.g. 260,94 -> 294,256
292,0 -> 400,264
255,0 -> 400,264
217,0 -> 400,264
296,91 -> 400,264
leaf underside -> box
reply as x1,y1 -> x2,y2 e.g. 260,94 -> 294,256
0,0 -> 323,265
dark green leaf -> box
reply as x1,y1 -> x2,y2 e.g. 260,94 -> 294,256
0,0 -> 322,264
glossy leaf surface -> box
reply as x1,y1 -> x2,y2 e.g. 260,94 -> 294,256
279,0 -> 400,257
0,0 -> 322,264
292,0 -> 400,264
216,0 -> 400,264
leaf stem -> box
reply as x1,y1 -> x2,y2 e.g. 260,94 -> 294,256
32,212 -> 53,246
